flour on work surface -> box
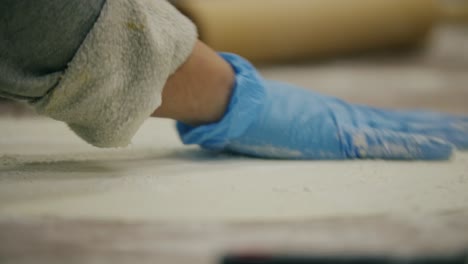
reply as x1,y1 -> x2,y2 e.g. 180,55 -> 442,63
227,143 -> 304,159
1,118 -> 467,222
351,129 -> 452,159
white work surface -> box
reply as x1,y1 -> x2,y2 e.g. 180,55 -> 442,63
1,117 -> 467,222
1,25 -> 468,263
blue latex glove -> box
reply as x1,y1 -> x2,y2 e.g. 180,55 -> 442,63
177,53 -> 468,160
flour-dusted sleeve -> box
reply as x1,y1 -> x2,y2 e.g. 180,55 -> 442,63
32,0 -> 198,147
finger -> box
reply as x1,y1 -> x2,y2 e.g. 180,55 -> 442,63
393,116 -> 468,149
342,127 -> 454,160
405,119 -> 468,149
389,109 -> 468,123
356,108 -> 468,149
356,105 -> 467,123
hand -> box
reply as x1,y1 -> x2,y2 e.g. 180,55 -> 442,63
177,53 -> 468,160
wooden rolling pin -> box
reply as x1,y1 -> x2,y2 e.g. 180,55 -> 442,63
174,0 -> 441,63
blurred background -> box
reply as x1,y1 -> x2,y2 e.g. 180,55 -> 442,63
1,2 -> 468,263
1,0 -> 467,115
174,0 -> 468,113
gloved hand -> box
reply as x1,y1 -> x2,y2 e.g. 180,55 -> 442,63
177,53 -> 468,160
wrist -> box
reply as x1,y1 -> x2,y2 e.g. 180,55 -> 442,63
177,52 -> 267,150
152,41 -> 235,126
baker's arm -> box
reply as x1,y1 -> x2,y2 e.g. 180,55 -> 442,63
177,53 -> 468,160
2,0 -> 466,160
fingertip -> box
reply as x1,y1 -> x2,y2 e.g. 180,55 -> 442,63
346,128 -> 455,160
418,137 -> 454,160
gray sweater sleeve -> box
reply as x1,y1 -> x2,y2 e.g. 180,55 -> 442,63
0,0 -> 106,100
0,0 -> 197,147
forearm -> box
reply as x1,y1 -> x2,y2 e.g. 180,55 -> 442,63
152,40 -> 235,126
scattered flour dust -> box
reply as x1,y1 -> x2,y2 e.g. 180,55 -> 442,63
352,131 -> 419,159
227,143 -> 304,159
350,129 -> 451,159
0,118 -> 467,222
